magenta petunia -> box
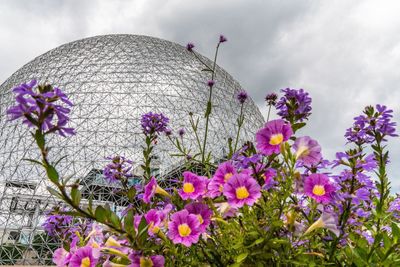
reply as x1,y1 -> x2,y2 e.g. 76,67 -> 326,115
256,119 -> 293,155
184,202 -> 212,232
304,173 -> 335,203
68,246 -> 100,267
167,209 -> 201,247
53,247 -> 69,267
129,254 -> 165,267
178,171 -> 208,200
223,173 -> 261,208
207,161 -> 237,198
143,177 -> 170,203
293,136 -> 322,166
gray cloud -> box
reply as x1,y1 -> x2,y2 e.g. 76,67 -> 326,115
0,0 -> 399,190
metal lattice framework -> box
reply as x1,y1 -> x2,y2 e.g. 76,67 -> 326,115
0,34 -> 264,264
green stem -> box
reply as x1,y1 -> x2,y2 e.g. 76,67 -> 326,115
233,104 -> 245,152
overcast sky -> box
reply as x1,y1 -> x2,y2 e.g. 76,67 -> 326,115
1,0 -> 399,190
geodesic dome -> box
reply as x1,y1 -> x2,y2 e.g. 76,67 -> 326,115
0,34 -> 264,264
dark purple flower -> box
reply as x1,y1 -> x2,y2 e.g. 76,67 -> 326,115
219,35 -> 227,43
178,128 -> 185,137
7,80 -> 75,136
265,93 -> 278,106
186,42 -> 195,52
42,207 -> 73,238
141,112 -> 169,135
207,80 -> 215,87
103,156 -> 133,183
236,90 -> 248,104
276,88 -> 312,123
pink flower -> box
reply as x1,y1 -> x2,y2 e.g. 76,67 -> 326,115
167,210 -> 201,247
304,174 -> 335,203
53,247 -> 69,267
256,119 -> 293,155
68,246 -> 100,267
207,161 -> 237,198
293,136 -> 322,166
184,202 -> 212,232
143,177 -> 170,203
223,173 -> 261,208
129,254 -> 165,267
178,171 -> 207,200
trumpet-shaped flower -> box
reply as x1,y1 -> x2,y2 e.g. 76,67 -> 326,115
293,136 -> 322,166
304,211 -> 340,237
256,119 -> 293,155
223,173 -> 261,208
68,246 -> 100,267
143,177 -> 170,203
304,173 -> 335,204
168,210 -> 201,247
129,254 -> 165,267
178,171 -> 207,200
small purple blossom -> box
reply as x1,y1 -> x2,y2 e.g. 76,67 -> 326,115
103,156 -> 133,183
236,90 -> 248,104
265,93 -> 278,106
276,88 -> 312,123
42,207 -> 73,238
207,80 -> 215,87
141,112 -> 169,135
186,42 -> 195,51
6,80 -> 75,136
185,202 -> 212,232
219,35 -> 227,43
178,128 -> 185,137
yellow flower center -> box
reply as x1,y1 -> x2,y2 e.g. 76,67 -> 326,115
269,133 -> 284,145
224,172 -> 233,181
80,257 -> 91,267
219,185 -> 224,192
197,214 -> 204,224
312,185 -> 326,196
235,186 -> 250,200
178,223 -> 192,237
183,182 -> 195,193
140,257 -> 154,267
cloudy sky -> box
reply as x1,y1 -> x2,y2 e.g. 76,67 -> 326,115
1,0 -> 399,190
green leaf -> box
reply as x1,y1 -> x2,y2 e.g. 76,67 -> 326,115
34,130 -> 45,150
124,210 -> 135,237
46,186 -> 63,200
205,101 -> 212,117
127,186 -> 136,202
391,223 -> 400,242
46,165 -> 59,183
236,252 -> 248,263
71,187 -> 81,206
95,206 -> 107,223
110,211 -> 122,230
22,158 -> 44,166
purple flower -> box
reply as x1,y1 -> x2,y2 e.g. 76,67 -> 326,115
141,112 -> 169,135
389,195 -> 400,219
219,35 -> 227,43
265,93 -> 278,106
236,90 -> 248,104
186,42 -> 195,52
255,119 -> 293,155
276,88 -> 312,123
53,247 -> 69,267
304,211 -> 340,237
207,80 -> 215,87
42,207 -> 73,238
178,171 -> 207,200
185,202 -> 212,232
165,128 -> 172,136
178,128 -> 185,137
129,254 -> 165,267
68,246 -> 99,267
304,174 -> 336,204
223,172 -> 261,208
103,156 -> 133,183
168,209 -> 201,247
143,177 -> 170,203
207,161 -> 237,198
7,80 -> 75,136
293,136 -> 322,166
144,209 -> 163,235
